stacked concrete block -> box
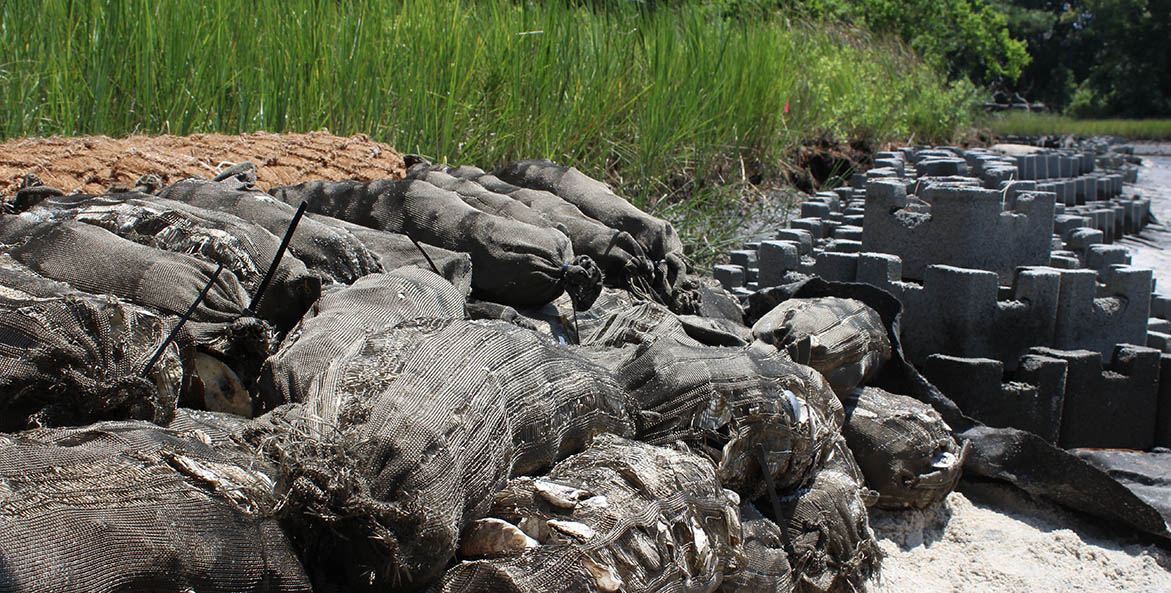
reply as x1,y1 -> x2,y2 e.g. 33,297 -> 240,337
1040,345 -> 1162,450
924,353 -> 1067,444
861,179 -> 1055,283
924,345 -> 1166,449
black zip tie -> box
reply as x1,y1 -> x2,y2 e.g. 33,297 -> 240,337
405,230 -> 442,277
571,305 -> 581,346
247,201 -> 307,314
141,264 -> 224,377
754,442 -> 793,551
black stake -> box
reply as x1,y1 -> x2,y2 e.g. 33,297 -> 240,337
248,201 -> 307,314
405,230 -> 442,277
755,443 -> 793,551
141,264 -> 224,377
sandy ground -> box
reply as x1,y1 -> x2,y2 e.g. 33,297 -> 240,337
1119,154 -> 1171,291
868,481 -> 1171,593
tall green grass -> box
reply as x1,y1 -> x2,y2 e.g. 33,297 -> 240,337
0,0 -> 977,264
986,112 -> 1171,141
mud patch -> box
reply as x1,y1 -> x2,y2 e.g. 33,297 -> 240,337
0,131 -> 405,195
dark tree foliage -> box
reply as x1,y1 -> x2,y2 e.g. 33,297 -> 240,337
1002,0 -> 1170,117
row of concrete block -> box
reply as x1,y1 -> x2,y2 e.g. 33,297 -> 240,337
923,345 -> 1171,451
718,246 -> 1167,363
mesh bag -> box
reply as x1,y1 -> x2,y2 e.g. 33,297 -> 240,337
841,386 -> 966,509
26,192 -> 320,329
310,212 -> 473,296
268,178 -> 602,309
159,177 -> 383,284
615,337 -> 843,499
0,250 -> 270,419
434,546 -> 609,593
719,503 -> 794,593
2,217 -> 251,323
522,288 -> 748,351
751,297 -> 891,395
405,166 -> 558,229
495,160 -> 693,309
0,420 -> 311,593
778,469 -> 881,593
259,268 -> 467,409
411,163 -> 656,294
0,293 -> 183,431
479,433 -> 741,593
253,318 -> 636,592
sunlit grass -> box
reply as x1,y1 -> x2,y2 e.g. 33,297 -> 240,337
0,0 -> 977,266
986,112 -> 1171,140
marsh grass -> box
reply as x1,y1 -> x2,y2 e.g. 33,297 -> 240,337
987,112 -> 1171,141
1,0 -> 976,266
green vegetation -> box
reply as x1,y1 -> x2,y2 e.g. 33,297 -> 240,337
986,112 -> 1171,140
733,0 -> 1031,85
1002,0 -> 1169,118
0,0 -> 978,263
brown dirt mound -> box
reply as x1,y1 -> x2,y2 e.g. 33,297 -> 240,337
0,131 -> 405,195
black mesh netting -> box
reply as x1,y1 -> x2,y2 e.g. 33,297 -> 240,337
406,163 -> 657,298
494,159 -> 696,311
0,292 -> 183,431
751,297 -> 891,395
0,420 -> 311,593
24,191 -> 320,330
250,317 -> 636,592
259,268 -> 467,409
267,178 -> 602,309
448,433 -> 741,593
841,386 -> 967,509
158,176 -> 384,285
433,545 -> 610,593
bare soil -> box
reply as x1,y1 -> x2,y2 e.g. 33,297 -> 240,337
0,131 -> 405,195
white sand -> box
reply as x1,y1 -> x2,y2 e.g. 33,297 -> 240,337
867,482 -> 1171,593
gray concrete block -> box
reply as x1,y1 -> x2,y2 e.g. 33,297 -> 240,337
1040,344 -> 1161,450
1149,331 -> 1171,353
729,249 -> 757,269
757,240 -> 799,288
713,264 -> 745,290
775,229 -> 813,254
813,252 -> 859,283
1158,354 -> 1171,447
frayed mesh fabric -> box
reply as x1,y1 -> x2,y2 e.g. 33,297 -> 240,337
841,386 -> 966,509
252,318 -> 635,592
779,469 -> 881,593
259,268 -> 467,408
752,297 -> 891,395
0,293 -> 183,431
614,337 -> 843,498
0,421 -> 311,593
483,434 -> 741,593
719,503 -> 794,593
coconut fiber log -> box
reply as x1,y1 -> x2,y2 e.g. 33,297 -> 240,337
268,178 -> 602,309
